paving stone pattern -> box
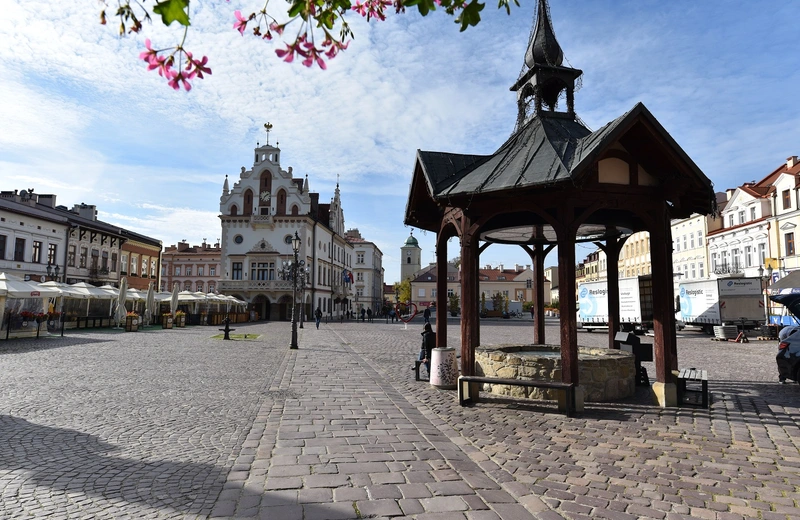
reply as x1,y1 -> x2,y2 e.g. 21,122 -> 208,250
0,319 -> 798,519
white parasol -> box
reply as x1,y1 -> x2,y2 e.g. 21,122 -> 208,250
170,282 -> 179,317
144,282 -> 155,327
114,277 -> 127,328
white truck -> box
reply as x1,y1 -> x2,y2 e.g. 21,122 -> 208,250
577,276 -> 654,334
677,277 -> 764,334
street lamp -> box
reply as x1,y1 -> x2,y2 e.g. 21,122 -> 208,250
757,265 -> 773,326
279,232 -> 309,350
46,262 -> 61,281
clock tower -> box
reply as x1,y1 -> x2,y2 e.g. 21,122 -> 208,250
400,231 -> 421,281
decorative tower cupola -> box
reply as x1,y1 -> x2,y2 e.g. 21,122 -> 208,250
510,0 -> 583,129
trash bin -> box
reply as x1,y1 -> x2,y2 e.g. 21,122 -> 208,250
430,347 -> 458,389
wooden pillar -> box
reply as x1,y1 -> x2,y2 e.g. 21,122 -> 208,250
649,206 -> 678,406
435,233 -> 448,348
601,237 -> 623,349
556,229 -> 578,385
460,219 -> 479,376
533,246 -> 546,345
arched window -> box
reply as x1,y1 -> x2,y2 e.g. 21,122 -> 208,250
291,205 -> 299,216
276,189 -> 287,215
184,281 -> 192,291
196,281 -> 204,291
243,189 -> 254,215
261,171 -> 272,195
230,205 -> 238,216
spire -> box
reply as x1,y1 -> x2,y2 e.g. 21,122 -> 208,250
511,0 -> 583,129
223,174 -> 229,194
525,0 -> 563,68
303,174 -> 309,193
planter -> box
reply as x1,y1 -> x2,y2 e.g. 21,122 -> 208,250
175,315 -> 186,328
125,316 -> 139,332
162,316 -> 173,329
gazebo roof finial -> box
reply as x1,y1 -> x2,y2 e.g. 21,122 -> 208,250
525,0 -> 563,68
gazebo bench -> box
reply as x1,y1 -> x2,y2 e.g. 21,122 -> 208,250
458,375 -> 576,417
677,368 -> 709,408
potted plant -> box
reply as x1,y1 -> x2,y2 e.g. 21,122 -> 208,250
19,310 -> 35,327
448,293 -> 460,317
175,310 -> 186,327
125,311 -> 139,332
162,313 -> 174,329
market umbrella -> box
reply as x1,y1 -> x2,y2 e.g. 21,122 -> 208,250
144,282 -> 155,327
115,277 -> 127,328
170,282 -> 179,317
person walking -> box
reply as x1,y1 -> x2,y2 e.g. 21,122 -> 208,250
423,306 -> 431,325
530,306 -> 535,321
315,307 -> 322,329
367,308 -> 373,323
360,308 -> 366,322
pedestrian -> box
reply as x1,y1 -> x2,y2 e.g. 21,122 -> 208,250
415,322 -> 436,376
423,306 -> 431,325
530,306 -> 535,321
360,308 -> 366,322
315,307 -> 322,329
367,308 -> 373,323
389,308 -> 396,323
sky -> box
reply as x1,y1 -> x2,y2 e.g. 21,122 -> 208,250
1,1 -> 799,284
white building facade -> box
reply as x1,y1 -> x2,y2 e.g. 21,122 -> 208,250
344,229 -> 384,315
218,140 -> 355,321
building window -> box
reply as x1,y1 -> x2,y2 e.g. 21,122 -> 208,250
91,249 -> 99,270
186,266 -> 192,276
175,266 -> 181,276
121,253 -> 127,273
691,263 -> 696,278
184,281 -> 192,291
711,252 -> 718,270
141,258 -> 147,275
198,266 -> 204,276
750,207 -> 756,220
209,266 -> 216,276
79,246 -> 88,268
14,238 -> 25,262
150,260 -> 156,276
32,241 -> 42,263
738,210 -> 745,224
357,252 -> 364,264
418,288 -> 425,297
251,262 -> 275,280
728,214 -> 734,227
102,251 -> 109,270
447,288 -> 454,297
130,255 -> 138,275
699,262 -> 704,278
208,283 -> 216,292
690,233 -> 695,248
786,233 -> 795,256
232,262 -> 243,280
432,289 -> 437,298
196,281 -> 204,291
356,272 -> 363,281
783,190 -> 791,210
758,243 -> 766,266
731,248 -> 740,269
745,245 -> 752,267
111,253 -> 117,272
682,235 -> 687,250
0,234 -> 6,260
47,243 -> 57,265
674,239 -> 679,252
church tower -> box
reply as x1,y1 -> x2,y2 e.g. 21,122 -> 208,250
400,231 -> 421,281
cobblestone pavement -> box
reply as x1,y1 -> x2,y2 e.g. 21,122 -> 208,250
1,319 -> 798,519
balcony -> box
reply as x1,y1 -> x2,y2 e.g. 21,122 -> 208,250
251,214 -> 273,228
218,279 -> 293,292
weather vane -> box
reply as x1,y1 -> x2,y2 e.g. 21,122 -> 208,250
264,122 -> 273,145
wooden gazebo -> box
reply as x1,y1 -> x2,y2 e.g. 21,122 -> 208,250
404,0 -> 715,409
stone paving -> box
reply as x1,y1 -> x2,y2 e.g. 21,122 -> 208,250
0,318 -> 798,519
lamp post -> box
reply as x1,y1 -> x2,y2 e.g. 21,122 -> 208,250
279,232 -> 308,350
46,262 -> 61,282
757,265 -> 773,326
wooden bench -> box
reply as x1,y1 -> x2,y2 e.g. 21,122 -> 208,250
458,375 -> 577,417
677,368 -> 709,408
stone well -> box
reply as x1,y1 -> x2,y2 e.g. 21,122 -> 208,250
475,344 -> 636,402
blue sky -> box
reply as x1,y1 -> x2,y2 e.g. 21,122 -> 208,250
1,1 -> 798,284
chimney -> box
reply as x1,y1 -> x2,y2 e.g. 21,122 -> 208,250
72,203 -> 97,220
726,188 -> 735,201
526,264 -> 531,270
498,263 -> 504,271
788,156 -> 798,168
37,194 -> 57,208
177,241 -> 190,252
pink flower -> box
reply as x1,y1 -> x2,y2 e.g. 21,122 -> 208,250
168,70 -> 192,91
185,52 -> 212,79
275,44 -> 296,63
139,39 -> 157,64
233,11 -> 248,35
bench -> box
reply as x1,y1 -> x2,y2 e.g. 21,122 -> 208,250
76,316 -> 112,329
414,360 -> 428,382
458,375 -> 577,417
677,368 -> 709,408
